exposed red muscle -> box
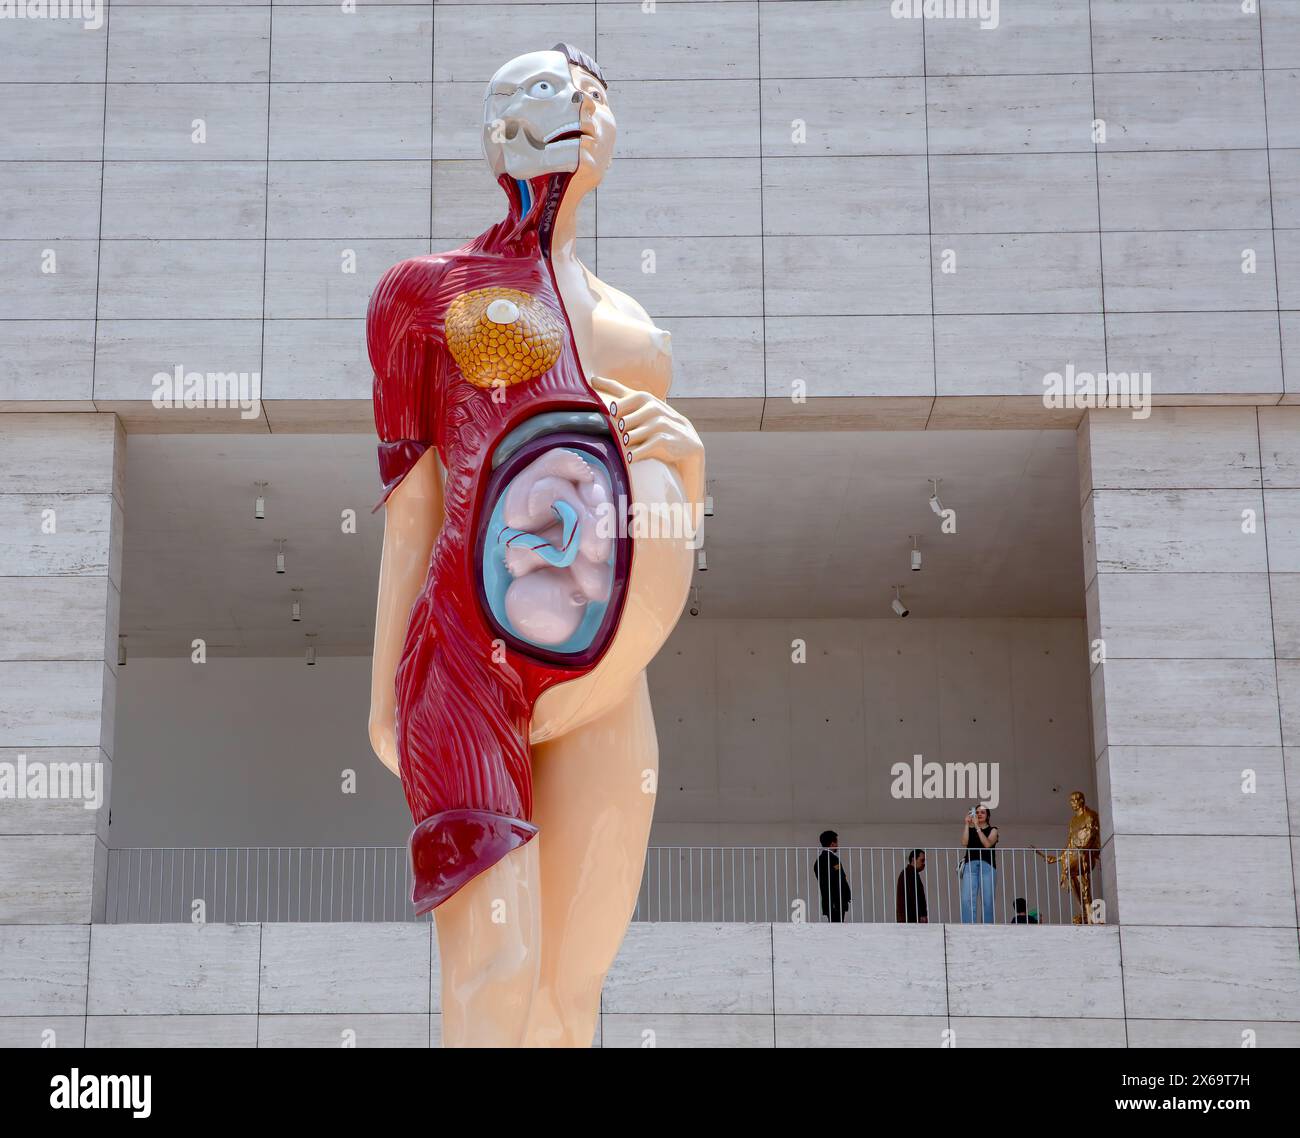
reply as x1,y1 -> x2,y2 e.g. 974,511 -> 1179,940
369,173 -> 632,913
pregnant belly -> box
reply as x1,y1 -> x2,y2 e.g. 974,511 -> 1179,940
474,412 -> 632,667
529,454 -> 695,743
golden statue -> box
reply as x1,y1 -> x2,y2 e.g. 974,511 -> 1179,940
1033,791 -> 1101,924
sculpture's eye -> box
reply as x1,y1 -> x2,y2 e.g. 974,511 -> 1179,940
527,79 -> 556,98
588,88 -> 603,102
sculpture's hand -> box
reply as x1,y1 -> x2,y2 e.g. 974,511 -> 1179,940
590,375 -> 705,507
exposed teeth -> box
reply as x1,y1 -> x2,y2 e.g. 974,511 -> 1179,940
543,121 -> 583,143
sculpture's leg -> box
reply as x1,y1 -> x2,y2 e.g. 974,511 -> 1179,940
1077,867 -> 1094,925
434,839 -> 541,1047
525,670 -> 658,1047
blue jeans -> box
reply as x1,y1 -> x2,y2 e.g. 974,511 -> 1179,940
960,860 -> 996,924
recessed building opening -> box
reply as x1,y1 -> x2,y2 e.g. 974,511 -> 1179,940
109,428 -> 1097,925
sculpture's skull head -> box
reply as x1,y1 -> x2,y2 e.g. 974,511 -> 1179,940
482,44 -> 614,185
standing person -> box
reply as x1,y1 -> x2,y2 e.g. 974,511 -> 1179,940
813,830 -> 852,923
895,849 -> 928,923
959,805 -> 998,924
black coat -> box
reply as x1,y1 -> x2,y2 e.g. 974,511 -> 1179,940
814,850 -> 852,913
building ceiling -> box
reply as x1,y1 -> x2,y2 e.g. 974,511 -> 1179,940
120,429 -> 1085,657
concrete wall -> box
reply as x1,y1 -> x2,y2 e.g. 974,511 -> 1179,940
4,1 -> 1299,430
0,414 -> 121,924
650,616 -> 1092,849
1080,406 -> 1300,1036
107,617 -> 1092,851
7,918 -> 1279,1049
4,920 -> 1297,1048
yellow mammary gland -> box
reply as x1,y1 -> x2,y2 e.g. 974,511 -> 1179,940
445,287 -> 564,389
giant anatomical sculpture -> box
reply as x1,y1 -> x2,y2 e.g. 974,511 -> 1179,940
368,44 -> 704,1047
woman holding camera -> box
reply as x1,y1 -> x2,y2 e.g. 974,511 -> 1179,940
960,805 -> 999,923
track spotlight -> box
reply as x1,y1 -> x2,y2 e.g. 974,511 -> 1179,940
305,633 -> 316,666
891,585 -> 910,619
928,478 -> 943,517
276,539 -> 286,575
290,586 -> 302,622
254,481 -> 268,520
118,637 -> 127,667
704,494 -> 714,518
689,586 -> 701,617
910,535 -> 922,572
697,548 -> 707,572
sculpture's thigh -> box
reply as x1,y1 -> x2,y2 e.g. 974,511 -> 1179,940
526,671 -> 658,1046
433,840 -> 541,1047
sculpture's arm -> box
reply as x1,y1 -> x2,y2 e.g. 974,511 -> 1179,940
368,448 -> 444,776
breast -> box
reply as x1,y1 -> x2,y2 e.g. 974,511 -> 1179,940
444,286 -> 566,389
585,300 -> 674,400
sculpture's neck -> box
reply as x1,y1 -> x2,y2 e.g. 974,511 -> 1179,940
499,171 -> 584,268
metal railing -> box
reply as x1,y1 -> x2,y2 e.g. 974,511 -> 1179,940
104,845 -> 1102,926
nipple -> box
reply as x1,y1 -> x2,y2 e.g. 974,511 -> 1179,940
486,298 -> 521,325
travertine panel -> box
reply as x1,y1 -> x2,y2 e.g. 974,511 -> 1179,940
772,924 -> 946,1016
1107,313 -> 1283,398
760,0 -> 924,80
1104,746 -> 1288,839
1127,1019 -> 1300,1048
0,925 -> 89,1015
1093,70 -> 1266,151
108,7 -> 270,83
0,748 -> 110,838
257,1013 -> 429,1048
1262,490 -> 1300,571
599,1013 -> 773,1049
1091,573 -> 1273,659
1098,150 -> 1272,230
1097,659 -> 1279,749
0,835 -> 99,924
594,1 -> 754,81
761,156 -> 927,236
603,923 -> 773,1014
270,6 -> 432,83
0,662 -> 112,749
931,234 -> 1102,315
268,84 -> 432,162
946,926 -> 1124,1019
1090,490 -> 1267,574
765,316 -> 933,399
1120,926 -> 1300,1020
1112,836 -> 1295,927
949,1017 -> 1127,1048
0,1017 -> 86,1048
105,85 -> 269,162
1260,405 -> 1300,489
85,1014 -> 257,1048
0,413 -> 121,497
87,924 -> 261,1015
259,923 -> 431,1014
775,1014 -> 946,1048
